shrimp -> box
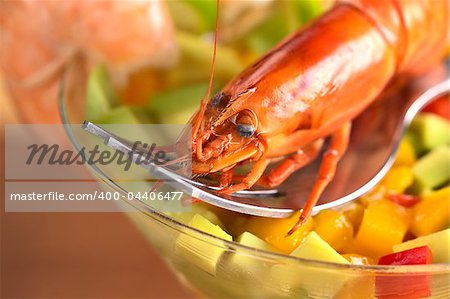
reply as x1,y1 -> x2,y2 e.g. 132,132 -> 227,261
0,0 -> 178,123
189,0 -> 449,233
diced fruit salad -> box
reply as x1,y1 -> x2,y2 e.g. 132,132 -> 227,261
83,1 -> 449,268
87,63 -> 450,267
171,111 -> 450,266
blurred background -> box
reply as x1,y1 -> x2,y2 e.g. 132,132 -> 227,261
1,1 -> 327,297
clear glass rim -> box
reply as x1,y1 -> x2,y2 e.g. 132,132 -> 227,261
58,65 -> 450,274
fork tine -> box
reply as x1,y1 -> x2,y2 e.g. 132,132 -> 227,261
82,121 -> 114,141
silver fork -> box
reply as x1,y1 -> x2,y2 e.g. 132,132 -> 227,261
82,79 -> 449,218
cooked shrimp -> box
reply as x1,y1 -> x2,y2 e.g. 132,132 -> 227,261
0,0 -> 178,123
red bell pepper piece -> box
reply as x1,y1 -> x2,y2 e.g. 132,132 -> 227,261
423,96 -> 450,120
388,193 -> 421,207
378,246 -> 432,265
376,246 -> 432,299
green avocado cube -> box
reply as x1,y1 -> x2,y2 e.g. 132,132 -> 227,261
85,65 -> 117,120
169,203 -> 223,227
291,231 -> 349,264
393,229 -> 450,263
216,232 -> 284,297
225,232 -> 278,278
147,83 -> 206,125
236,232 -> 278,251
175,214 -> 232,275
96,106 -> 140,124
270,232 -> 349,298
408,113 -> 450,154
412,146 -> 450,192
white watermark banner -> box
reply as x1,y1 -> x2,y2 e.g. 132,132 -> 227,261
5,124 -> 192,212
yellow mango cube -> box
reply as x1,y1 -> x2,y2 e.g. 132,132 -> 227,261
394,138 -> 416,166
380,166 -> 414,194
342,202 -> 365,230
314,210 -> 354,252
410,187 -> 450,237
354,200 -> 409,258
359,186 -> 386,207
245,212 -> 314,254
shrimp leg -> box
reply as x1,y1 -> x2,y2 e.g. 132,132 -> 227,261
259,139 -> 324,188
219,168 -> 235,188
220,159 -> 270,194
288,122 -> 352,235
218,140 -> 322,190
223,139 -> 324,188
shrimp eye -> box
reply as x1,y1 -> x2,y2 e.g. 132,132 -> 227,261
237,124 -> 255,137
236,110 -> 257,137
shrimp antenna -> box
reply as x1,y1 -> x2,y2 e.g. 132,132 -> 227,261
192,0 -> 220,139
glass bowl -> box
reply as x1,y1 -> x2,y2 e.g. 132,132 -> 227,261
59,60 -> 450,298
